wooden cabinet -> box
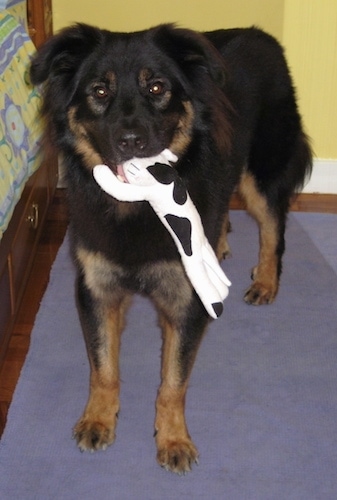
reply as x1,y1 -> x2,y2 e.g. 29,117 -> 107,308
0,1 -> 57,368
0,157 -> 58,367
12,166 -> 49,303
27,0 -> 53,47
0,265 -> 11,350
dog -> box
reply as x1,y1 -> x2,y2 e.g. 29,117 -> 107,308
30,23 -> 312,474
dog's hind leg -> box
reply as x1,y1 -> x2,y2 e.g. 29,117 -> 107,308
217,212 -> 232,259
238,171 -> 281,305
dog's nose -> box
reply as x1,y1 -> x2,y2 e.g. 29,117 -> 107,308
117,127 -> 147,154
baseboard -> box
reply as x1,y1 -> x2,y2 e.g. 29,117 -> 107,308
301,159 -> 337,194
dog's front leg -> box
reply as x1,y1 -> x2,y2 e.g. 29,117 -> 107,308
73,269 -> 130,452
155,311 -> 207,474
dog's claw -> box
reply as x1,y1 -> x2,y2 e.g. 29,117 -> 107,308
156,440 -> 199,475
73,418 -> 116,452
244,282 -> 277,305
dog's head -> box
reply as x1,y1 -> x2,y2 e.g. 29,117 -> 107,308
31,23 -> 230,173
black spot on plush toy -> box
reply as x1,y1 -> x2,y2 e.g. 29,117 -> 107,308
93,149 -> 231,318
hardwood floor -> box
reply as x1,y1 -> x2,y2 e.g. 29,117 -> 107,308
0,190 -> 336,437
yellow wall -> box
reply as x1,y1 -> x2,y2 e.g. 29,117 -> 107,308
53,0 -> 284,39
283,0 -> 337,158
52,0 -> 337,160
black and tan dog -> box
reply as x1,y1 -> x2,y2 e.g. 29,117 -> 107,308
31,23 -> 312,474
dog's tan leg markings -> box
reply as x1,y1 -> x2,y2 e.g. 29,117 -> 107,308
238,172 -> 279,305
217,212 -> 232,260
73,248 -> 131,451
74,298 -> 130,451
155,315 -> 199,475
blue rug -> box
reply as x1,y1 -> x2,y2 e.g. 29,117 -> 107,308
0,211 -> 336,499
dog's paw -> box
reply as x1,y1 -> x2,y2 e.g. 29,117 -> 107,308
244,281 -> 277,305
73,418 -> 116,452
156,439 -> 199,475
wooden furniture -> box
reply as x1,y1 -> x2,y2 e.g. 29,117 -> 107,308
0,0 -> 57,370
27,0 -> 53,48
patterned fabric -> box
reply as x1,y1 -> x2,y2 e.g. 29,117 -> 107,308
0,9 -> 43,239
0,0 -> 27,29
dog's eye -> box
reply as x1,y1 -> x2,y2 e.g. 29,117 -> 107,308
149,82 -> 164,95
94,86 -> 109,99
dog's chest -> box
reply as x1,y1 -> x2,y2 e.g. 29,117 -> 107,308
76,246 -> 192,308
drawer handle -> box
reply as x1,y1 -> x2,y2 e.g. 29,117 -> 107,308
26,203 -> 39,230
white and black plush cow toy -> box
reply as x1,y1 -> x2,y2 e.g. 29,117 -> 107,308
93,149 -> 231,319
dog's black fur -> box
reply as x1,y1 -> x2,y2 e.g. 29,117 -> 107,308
31,23 -> 312,474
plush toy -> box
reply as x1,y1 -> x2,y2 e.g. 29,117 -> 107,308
93,149 -> 231,319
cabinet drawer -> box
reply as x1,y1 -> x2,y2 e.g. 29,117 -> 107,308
0,262 -> 12,346
11,166 -> 49,305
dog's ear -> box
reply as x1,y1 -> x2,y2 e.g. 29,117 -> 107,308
151,24 -> 226,87
30,23 -> 102,85
152,24 -> 232,154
